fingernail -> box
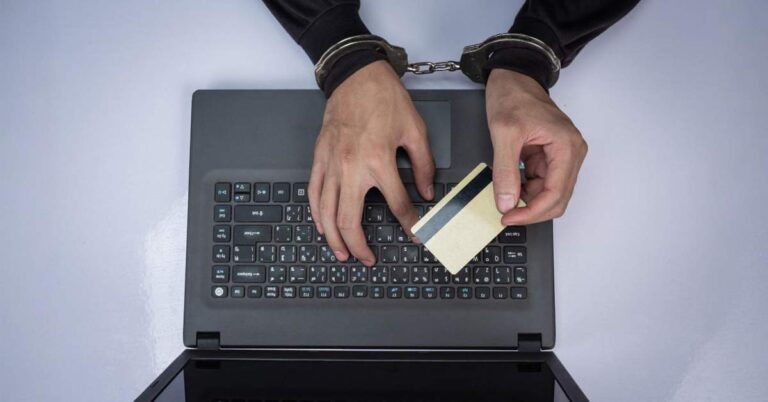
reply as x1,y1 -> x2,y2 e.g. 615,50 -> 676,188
427,184 -> 434,200
496,193 -> 517,213
334,251 -> 346,261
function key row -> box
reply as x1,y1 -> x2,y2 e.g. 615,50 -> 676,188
212,265 -> 528,285
215,182 -> 308,203
211,285 -> 528,300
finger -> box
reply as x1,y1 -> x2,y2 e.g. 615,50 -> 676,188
375,161 -> 419,235
308,160 -> 325,235
318,177 -> 349,261
336,182 -> 376,266
402,127 -> 435,201
491,131 -> 524,213
501,143 -> 574,225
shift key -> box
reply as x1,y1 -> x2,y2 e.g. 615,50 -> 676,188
234,205 -> 282,222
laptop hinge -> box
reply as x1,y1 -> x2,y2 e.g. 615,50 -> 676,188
196,332 -> 221,350
517,333 -> 542,352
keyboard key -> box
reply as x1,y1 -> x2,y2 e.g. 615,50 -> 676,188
214,205 -> 231,222
375,225 -> 394,243
411,266 -> 429,284
458,286 -> 472,299
380,246 -> 398,263
431,266 -> 450,284
247,286 -> 262,298
213,225 -> 231,242
232,246 -> 255,263
317,286 -> 332,298
253,183 -> 270,202
421,247 -> 437,263
285,205 -> 303,222
334,286 -> 350,298
315,233 -> 327,243
231,286 -> 245,298
274,225 -> 292,242
386,208 -> 399,223
293,182 -> 309,202
232,265 -> 266,283
282,286 -> 296,298
432,183 -> 445,201
363,225 -> 374,243
396,226 -> 410,243
439,286 -> 455,299
212,266 -> 229,283
415,205 -> 424,219
493,287 -> 508,299
299,245 -> 317,263
452,267 -> 470,284
405,286 -> 419,299
387,286 -> 402,298
482,246 -> 501,264
299,286 -> 314,298
350,266 -> 368,283
329,266 -> 348,283
514,267 -> 527,284
213,245 -> 230,263
473,266 -> 492,284
233,193 -> 250,203
234,205 -> 282,222
273,183 -> 291,202
499,226 -> 526,243
234,182 -> 251,193
233,225 -> 271,245
494,266 -> 512,284
371,266 -> 389,284
371,286 -> 384,298
268,265 -> 286,283
365,205 -> 385,223
265,286 -> 279,298
511,287 -> 527,299
391,266 -> 409,284
212,286 -> 228,298
474,286 -> 490,299
352,285 -> 368,297
504,247 -> 527,264
257,245 -> 276,263
294,225 -> 313,243
278,245 -> 296,263
305,205 -> 314,223
404,183 -> 424,202
401,246 -> 419,263
422,286 -> 437,299
214,183 -> 231,202
309,266 -> 327,283
319,246 -> 337,263
289,266 -> 307,283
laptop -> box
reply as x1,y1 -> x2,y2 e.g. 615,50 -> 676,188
135,89 -> 588,401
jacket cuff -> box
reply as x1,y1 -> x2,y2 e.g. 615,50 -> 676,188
322,49 -> 386,97
486,16 -> 564,89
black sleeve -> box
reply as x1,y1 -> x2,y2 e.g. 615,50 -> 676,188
263,0 -> 385,97
487,0 -> 640,88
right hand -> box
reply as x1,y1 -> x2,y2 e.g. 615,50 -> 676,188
309,60 -> 435,267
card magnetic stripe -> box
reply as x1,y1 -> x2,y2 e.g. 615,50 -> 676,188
413,166 -> 493,244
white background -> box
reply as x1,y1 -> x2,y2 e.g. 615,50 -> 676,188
1,1 -> 767,401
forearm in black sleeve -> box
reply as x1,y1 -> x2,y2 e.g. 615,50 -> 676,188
488,0 -> 640,89
263,0 -> 385,97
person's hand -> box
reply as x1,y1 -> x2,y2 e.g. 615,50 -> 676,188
485,69 -> 588,225
309,60 -> 435,266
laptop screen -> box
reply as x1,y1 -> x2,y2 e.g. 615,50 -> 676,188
153,357 -> 571,401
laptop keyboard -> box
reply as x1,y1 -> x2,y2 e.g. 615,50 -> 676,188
210,182 -> 528,301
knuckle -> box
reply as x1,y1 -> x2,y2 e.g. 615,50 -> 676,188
336,214 -> 358,232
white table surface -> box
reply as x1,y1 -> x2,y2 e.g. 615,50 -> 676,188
1,1 -> 767,401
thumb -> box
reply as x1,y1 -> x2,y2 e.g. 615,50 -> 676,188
491,133 -> 524,213
403,128 -> 436,201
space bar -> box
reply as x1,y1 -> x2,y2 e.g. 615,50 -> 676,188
234,205 -> 282,222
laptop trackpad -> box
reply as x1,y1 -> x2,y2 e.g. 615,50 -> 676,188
397,101 -> 451,169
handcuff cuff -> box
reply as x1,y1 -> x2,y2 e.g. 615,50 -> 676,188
315,33 -> 561,90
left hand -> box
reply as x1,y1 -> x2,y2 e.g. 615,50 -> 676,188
485,69 -> 588,225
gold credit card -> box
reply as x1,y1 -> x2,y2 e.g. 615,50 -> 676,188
411,163 -> 525,275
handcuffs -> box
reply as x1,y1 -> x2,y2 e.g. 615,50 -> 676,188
315,33 -> 561,90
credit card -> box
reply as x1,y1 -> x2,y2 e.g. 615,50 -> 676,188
411,163 -> 525,275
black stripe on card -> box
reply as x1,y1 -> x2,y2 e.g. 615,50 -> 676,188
413,166 -> 493,244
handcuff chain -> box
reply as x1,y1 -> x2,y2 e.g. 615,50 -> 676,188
406,60 -> 461,75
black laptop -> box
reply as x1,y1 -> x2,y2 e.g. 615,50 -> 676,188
135,89 -> 588,401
